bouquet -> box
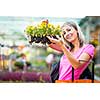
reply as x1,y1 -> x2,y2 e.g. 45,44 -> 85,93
25,19 -> 61,44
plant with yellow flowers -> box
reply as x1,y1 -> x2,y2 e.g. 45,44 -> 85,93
25,20 -> 61,44
89,39 -> 99,47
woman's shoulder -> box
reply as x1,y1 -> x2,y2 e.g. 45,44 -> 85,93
80,44 -> 95,54
83,43 -> 95,49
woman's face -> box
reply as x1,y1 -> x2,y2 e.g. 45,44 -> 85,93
61,25 -> 78,43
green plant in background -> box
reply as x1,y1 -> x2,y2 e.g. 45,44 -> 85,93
94,67 -> 100,77
14,61 -> 32,71
89,39 -> 99,47
14,61 -> 24,69
25,19 -> 61,44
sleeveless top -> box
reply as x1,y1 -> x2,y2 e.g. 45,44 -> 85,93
59,44 -> 95,80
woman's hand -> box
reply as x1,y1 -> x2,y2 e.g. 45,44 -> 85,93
47,36 -> 64,47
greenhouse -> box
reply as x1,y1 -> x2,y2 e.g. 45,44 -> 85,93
0,16 -> 100,83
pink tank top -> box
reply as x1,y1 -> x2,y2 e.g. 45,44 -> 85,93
59,44 -> 95,80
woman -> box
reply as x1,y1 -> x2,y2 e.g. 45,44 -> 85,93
47,21 -> 95,80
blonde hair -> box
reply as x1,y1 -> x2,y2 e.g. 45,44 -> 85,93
61,21 -> 86,50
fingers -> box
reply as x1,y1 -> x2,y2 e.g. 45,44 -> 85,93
46,36 -> 51,40
47,36 -> 57,43
47,35 -> 64,46
56,35 -> 60,39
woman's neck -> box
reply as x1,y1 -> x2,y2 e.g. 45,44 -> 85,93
71,39 -> 80,52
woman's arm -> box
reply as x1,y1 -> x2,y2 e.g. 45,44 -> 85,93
48,43 -> 63,52
47,36 -> 93,69
60,44 -> 91,69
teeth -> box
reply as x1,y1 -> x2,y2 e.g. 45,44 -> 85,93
68,34 -> 72,37
67,33 -> 72,38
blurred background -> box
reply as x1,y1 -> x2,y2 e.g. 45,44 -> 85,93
0,16 -> 100,82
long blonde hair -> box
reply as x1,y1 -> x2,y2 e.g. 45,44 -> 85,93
61,21 -> 86,50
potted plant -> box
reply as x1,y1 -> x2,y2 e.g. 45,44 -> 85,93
25,19 -> 61,44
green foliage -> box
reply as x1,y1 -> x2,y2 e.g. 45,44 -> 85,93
14,61 -> 24,69
94,67 -> 100,77
25,20 -> 61,37
32,59 -> 46,67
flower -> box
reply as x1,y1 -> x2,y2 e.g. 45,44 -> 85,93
25,20 -> 61,44
24,20 -> 61,44
25,20 -> 61,37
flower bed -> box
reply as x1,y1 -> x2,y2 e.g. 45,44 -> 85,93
0,71 -> 51,83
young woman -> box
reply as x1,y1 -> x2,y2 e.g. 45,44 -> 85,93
47,21 -> 95,80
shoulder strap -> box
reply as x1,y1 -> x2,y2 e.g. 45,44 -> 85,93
72,67 -> 74,82
91,60 -> 94,83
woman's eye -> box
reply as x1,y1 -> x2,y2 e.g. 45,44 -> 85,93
67,29 -> 71,31
63,31 -> 66,35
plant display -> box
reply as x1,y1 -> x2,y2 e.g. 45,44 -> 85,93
14,61 -> 32,70
14,61 -> 24,69
0,71 -> 51,82
25,19 -> 61,44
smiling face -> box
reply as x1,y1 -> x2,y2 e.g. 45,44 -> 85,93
61,25 -> 78,43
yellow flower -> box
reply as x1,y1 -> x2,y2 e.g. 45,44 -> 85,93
25,20 -> 61,36
56,25 -> 60,29
41,22 -> 47,28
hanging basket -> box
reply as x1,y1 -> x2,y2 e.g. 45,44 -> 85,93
24,20 -> 61,45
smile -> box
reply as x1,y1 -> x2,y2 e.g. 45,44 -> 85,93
66,33 -> 73,39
